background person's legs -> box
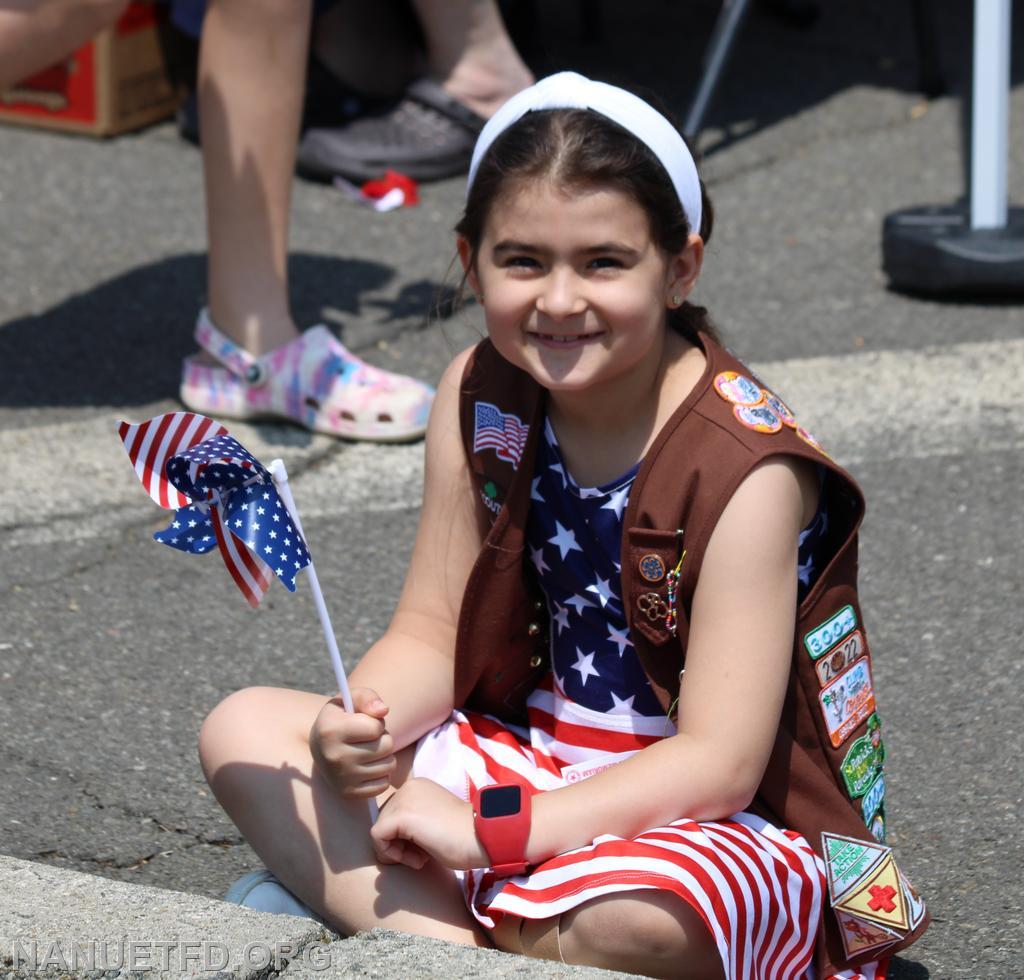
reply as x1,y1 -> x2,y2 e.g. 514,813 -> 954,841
198,0 -> 309,355
295,0 -> 532,183
310,0 -> 533,114
0,0 -> 129,92
312,0 -> 424,101
411,0 -> 532,118
187,0 -> 434,441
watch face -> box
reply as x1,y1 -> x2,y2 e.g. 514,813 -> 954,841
480,785 -> 521,818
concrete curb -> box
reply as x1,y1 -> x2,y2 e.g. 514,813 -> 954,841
0,856 -> 630,979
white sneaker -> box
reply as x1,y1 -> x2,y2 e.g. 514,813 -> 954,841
223,869 -> 318,919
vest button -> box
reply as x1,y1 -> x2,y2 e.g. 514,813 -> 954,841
533,600 -> 545,612
529,654 -> 543,668
527,622 -> 542,637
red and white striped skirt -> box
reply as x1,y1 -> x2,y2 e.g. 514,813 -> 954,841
412,675 -> 884,980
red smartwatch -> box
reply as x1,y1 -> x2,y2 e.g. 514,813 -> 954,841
472,782 -> 532,876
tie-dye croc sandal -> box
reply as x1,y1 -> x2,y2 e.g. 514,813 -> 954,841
180,309 -> 433,442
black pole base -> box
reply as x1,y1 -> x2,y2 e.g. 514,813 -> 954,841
882,205 -> 1024,296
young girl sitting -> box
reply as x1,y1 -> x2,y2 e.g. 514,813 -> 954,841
199,73 -> 929,980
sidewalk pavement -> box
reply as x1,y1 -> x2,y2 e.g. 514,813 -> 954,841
0,855 -> 631,978
1,2 -> 1023,977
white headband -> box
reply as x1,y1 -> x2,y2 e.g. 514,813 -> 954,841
467,71 -> 702,233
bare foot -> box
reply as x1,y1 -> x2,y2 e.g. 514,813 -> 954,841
414,0 -> 533,118
439,58 -> 533,119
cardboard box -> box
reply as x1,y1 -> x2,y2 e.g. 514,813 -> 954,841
0,3 -> 177,137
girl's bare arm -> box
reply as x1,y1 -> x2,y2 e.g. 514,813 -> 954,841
341,346 -> 486,751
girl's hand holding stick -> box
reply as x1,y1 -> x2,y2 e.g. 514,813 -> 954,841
269,459 -> 379,822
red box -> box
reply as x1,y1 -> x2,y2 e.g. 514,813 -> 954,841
0,3 -> 177,136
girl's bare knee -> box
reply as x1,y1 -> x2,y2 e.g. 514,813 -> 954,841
563,892 -> 722,979
198,686 -> 283,775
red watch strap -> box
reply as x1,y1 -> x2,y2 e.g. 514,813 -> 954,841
473,783 -> 532,877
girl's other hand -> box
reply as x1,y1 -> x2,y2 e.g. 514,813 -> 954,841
309,687 -> 396,799
370,778 -> 488,871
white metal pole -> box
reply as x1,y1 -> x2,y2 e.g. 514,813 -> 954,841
269,459 -> 378,822
970,0 -> 1011,229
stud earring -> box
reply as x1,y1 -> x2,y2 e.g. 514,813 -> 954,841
670,294 -> 682,308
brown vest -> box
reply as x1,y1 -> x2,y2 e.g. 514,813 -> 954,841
455,335 -> 929,973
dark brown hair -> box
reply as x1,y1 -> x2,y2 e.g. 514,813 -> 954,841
455,103 -> 719,346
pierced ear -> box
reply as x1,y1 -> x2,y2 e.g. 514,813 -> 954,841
456,236 -> 481,297
667,233 -> 704,305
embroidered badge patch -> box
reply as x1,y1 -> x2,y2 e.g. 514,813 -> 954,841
734,403 -> 782,433
713,371 -> 763,406
763,391 -> 797,427
822,832 -> 912,959
867,712 -> 885,761
819,656 -> 876,748
869,812 -> 886,844
834,909 -> 902,958
804,605 -> 858,659
861,772 -> 886,824
815,629 -> 866,686
899,869 -> 927,930
823,833 -> 887,898
840,731 -> 884,798
473,401 -> 529,469
835,852 -> 909,933
796,425 -> 834,461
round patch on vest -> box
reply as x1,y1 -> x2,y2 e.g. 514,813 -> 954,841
797,425 -> 834,459
734,403 -> 782,433
713,371 -> 763,406
763,391 -> 797,427
638,553 -> 666,583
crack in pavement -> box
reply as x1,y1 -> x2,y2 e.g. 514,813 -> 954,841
33,832 -> 248,875
3,745 -> 243,854
2,550 -> 119,590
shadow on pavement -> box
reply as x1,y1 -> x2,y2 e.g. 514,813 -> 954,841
889,954 -> 931,979
0,252 -> 451,411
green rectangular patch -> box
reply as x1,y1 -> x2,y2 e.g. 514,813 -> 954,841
804,605 -> 857,659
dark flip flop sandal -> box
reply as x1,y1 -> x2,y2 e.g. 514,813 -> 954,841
296,78 -> 486,183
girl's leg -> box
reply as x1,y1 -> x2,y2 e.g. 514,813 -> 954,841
198,0 -> 308,355
199,686 -> 488,945
500,892 -> 725,980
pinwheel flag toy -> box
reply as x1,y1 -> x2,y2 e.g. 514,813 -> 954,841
118,412 -> 368,804
119,412 -> 311,607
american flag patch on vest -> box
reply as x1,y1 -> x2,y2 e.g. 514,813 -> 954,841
473,402 -> 529,468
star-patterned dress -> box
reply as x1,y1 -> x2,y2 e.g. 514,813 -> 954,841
411,420 -> 879,980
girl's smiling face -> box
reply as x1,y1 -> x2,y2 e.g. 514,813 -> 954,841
460,178 -> 701,405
